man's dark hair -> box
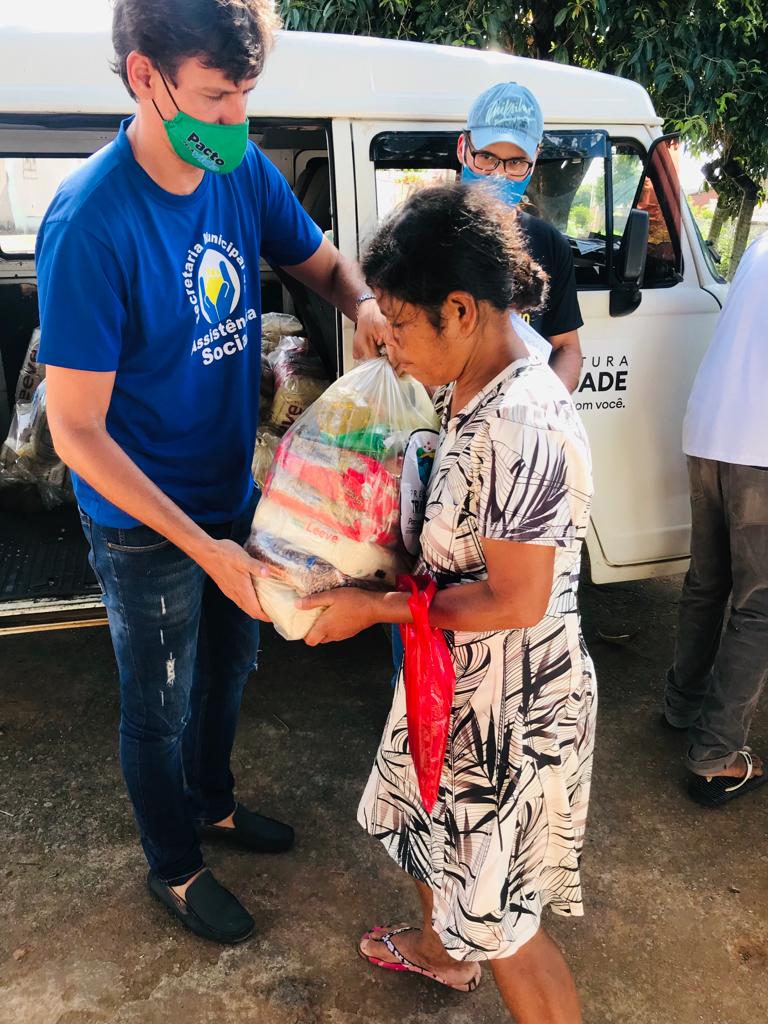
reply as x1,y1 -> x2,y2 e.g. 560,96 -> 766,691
112,0 -> 281,98
362,185 -> 549,329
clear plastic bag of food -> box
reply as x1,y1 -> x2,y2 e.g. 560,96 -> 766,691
246,357 -> 439,640
14,327 -> 45,404
260,354 -> 275,418
261,312 -> 304,355
267,335 -> 330,434
0,400 -> 35,480
1,326 -> 47,480
251,425 -> 282,489
0,380 -> 71,507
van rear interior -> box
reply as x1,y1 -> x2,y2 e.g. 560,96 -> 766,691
0,123 -> 338,631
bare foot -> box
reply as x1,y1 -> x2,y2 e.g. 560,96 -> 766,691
169,867 -> 206,901
707,752 -> 763,780
359,926 -> 480,990
213,811 -> 236,829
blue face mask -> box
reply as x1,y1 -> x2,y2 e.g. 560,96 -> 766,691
461,164 -> 532,207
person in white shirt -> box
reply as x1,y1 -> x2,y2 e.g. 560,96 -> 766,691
664,232 -> 768,806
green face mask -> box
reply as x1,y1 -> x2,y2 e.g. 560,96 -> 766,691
153,73 -> 248,174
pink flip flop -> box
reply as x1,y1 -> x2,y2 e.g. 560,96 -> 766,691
357,926 -> 481,993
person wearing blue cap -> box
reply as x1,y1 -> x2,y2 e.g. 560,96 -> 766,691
458,82 -> 584,392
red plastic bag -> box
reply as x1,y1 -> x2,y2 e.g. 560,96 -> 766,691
399,575 -> 456,814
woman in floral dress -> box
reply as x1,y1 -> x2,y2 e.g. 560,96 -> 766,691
299,185 -> 596,1023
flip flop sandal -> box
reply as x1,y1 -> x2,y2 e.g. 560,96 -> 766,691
357,926 -> 480,993
688,749 -> 768,807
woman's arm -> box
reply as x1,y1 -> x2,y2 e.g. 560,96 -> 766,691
298,538 -> 555,646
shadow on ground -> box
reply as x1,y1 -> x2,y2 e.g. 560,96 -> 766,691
1,575 -> 767,1023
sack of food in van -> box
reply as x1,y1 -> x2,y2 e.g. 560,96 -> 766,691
246,357 -> 438,640
37,461 -> 74,510
16,380 -> 59,467
0,400 -> 35,478
0,380 -> 71,507
267,335 -> 330,434
1,327 -> 47,477
260,354 -> 275,419
14,327 -> 45,405
261,312 -> 304,356
251,425 -> 281,489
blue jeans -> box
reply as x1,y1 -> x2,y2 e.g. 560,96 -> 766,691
79,497 -> 260,885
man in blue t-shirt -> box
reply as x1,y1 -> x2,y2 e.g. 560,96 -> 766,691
37,0 -> 388,945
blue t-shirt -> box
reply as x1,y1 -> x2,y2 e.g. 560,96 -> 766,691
36,118 -> 323,527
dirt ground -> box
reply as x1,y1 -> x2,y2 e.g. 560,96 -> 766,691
1,574 -> 767,1024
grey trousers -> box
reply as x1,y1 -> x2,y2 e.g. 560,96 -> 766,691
665,456 -> 768,774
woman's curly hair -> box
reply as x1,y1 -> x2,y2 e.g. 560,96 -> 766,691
362,183 -> 549,329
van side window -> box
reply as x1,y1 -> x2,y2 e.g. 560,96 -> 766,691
0,157 -> 87,257
617,139 -> 683,287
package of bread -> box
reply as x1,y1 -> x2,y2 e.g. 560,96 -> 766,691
246,357 -> 439,640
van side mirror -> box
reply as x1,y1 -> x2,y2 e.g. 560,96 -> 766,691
610,209 -> 649,317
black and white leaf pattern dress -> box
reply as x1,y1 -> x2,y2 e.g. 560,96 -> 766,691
358,353 -> 597,962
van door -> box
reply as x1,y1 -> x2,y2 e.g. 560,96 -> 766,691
567,134 -> 722,578
351,121 -> 723,583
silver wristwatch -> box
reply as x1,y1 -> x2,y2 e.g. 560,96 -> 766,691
354,292 -> 376,320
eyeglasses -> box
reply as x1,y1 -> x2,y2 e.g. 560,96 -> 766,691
463,132 -> 534,181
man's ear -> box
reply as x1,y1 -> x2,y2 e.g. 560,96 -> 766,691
126,51 -> 157,101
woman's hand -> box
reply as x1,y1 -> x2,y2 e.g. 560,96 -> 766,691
297,588 -> 379,646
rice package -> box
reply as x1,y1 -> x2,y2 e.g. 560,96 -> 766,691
246,358 -> 439,640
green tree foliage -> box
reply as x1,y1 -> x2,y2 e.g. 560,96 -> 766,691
278,1 -> 500,46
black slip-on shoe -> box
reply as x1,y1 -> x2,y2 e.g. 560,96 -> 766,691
147,868 -> 255,944
199,803 -> 295,854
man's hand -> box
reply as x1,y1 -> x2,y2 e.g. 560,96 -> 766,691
353,298 -> 392,361
297,588 -> 378,646
199,538 -> 271,621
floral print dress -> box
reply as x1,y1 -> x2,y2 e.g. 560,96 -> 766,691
358,353 -> 597,961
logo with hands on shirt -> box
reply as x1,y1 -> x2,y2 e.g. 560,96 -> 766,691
184,233 -> 258,367
197,246 -> 242,325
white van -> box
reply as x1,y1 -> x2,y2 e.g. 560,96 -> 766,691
0,27 -> 726,635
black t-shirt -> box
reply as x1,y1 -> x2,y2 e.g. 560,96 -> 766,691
517,211 -> 583,340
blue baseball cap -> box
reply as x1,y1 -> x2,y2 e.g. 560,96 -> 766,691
466,82 -> 544,162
